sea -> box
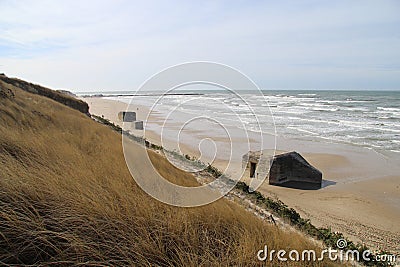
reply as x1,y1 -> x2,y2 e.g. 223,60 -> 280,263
81,90 -> 400,156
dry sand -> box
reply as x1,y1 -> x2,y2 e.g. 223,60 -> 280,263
84,96 -> 400,254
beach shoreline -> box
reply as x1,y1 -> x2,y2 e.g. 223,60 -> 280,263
84,96 -> 400,254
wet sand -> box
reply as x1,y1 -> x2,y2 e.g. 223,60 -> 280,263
84,96 -> 400,253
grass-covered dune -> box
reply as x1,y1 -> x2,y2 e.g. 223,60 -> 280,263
0,78 -> 336,266
0,74 -> 89,114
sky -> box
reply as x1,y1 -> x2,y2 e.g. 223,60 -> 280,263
0,0 -> 399,92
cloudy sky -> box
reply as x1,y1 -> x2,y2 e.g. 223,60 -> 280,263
0,0 -> 399,92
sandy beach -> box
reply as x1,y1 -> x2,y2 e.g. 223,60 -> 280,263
84,96 -> 400,254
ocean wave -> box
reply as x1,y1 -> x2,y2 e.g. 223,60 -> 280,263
377,107 -> 400,112
317,100 -> 376,104
297,93 -> 317,97
311,107 -> 339,112
341,107 -> 369,112
286,126 -> 318,135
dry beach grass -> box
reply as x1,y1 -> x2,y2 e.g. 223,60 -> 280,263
0,80 -> 339,266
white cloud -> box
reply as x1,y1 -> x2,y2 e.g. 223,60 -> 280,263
0,0 -> 399,90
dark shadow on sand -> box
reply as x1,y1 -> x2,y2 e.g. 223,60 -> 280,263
271,179 -> 336,190
321,179 -> 337,188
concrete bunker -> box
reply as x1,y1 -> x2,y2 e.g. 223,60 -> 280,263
118,111 -> 136,122
243,150 -> 322,190
134,121 -> 144,130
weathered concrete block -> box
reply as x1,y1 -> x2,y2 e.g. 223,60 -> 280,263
118,111 -> 136,122
134,121 -> 144,130
269,151 -> 322,189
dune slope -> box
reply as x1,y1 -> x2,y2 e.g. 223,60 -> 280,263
0,79 -> 335,266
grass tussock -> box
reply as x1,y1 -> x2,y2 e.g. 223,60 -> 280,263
0,81 -> 339,266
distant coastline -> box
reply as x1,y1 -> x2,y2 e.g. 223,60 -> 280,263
80,92 -> 205,97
